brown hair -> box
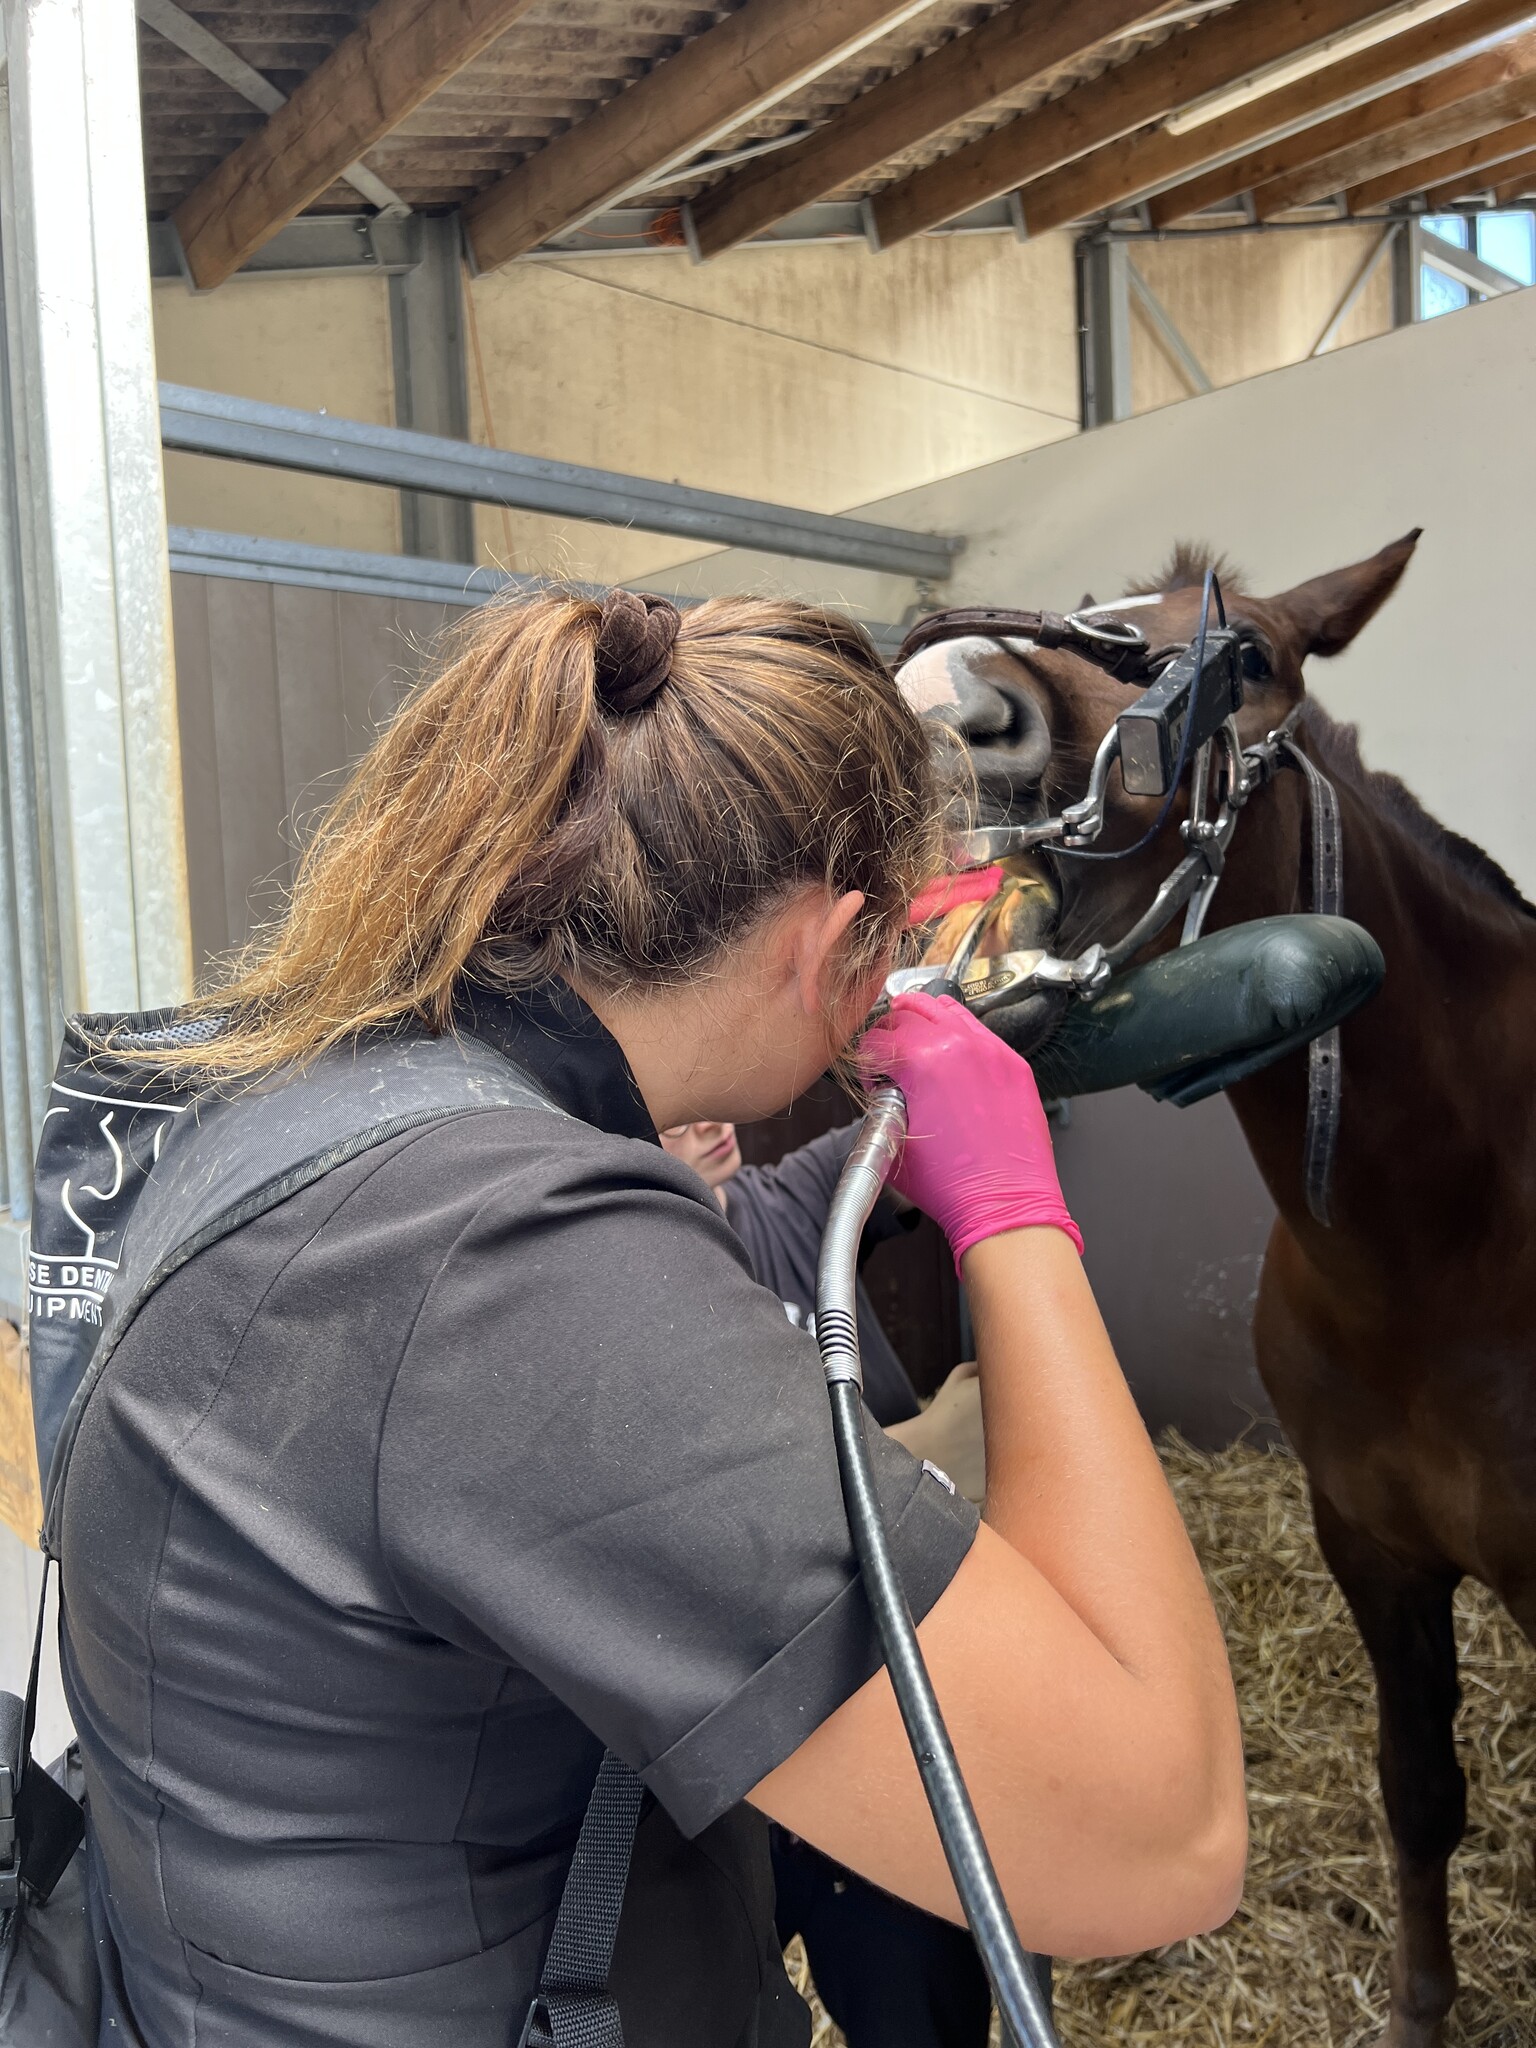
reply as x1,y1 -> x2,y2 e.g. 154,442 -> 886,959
164,589 -> 949,1081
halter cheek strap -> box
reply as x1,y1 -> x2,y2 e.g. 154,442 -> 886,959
1282,739 -> 1345,1228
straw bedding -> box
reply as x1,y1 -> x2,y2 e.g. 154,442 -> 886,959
788,1435 -> 1536,2047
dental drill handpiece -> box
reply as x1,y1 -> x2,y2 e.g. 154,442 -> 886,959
814,1080 -> 1061,2048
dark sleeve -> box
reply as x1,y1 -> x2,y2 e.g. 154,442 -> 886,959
376,1132 -> 977,1840
726,1124 -> 912,1292
726,1127 -> 922,1427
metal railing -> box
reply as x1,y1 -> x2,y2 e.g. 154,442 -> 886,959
160,383 -> 965,583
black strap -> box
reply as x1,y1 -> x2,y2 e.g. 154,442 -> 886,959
519,1752 -> 646,2048
3,1553 -> 85,1911
18,1557 -> 50,1790
1282,739 -> 1345,1227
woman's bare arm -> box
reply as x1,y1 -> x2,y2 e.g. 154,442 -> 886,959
750,1224 -> 1246,1958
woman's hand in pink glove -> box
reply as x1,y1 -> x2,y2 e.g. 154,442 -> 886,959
860,990 -> 1082,1270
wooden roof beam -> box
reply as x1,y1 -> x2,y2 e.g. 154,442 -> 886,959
1488,139 -> 1536,190
461,0 -> 944,272
172,0 -> 539,290
1152,24 -> 1536,221
1254,44 -> 1536,212
867,0 -> 1422,248
684,0 -> 1170,261
1349,106 -> 1536,202
1011,0 -> 1536,240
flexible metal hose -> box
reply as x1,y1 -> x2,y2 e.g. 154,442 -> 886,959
815,1087 -> 1060,2048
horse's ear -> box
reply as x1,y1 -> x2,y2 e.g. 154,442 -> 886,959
1267,529 -> 1421,659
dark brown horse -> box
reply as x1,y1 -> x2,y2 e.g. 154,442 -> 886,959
900,536 -> 1536,2048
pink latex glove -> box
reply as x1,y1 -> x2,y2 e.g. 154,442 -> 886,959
861,990 -> 1082,1270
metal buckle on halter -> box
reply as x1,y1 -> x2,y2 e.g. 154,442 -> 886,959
1061,610 -> 1154,683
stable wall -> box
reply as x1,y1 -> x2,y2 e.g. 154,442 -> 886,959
151,226 -> 1395,594
150,233 -> 1083,585
459,233 -> 1079,584
153,274 -> 401,554
1127,225 -> 1393,415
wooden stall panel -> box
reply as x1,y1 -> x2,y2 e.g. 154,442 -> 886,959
171,572 -> 467,977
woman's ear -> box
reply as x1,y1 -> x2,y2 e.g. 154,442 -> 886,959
790,889 -> 868,1018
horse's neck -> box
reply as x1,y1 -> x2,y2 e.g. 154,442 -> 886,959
1216,763 -> 1536,1271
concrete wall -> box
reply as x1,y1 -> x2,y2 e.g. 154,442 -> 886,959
151,233 -> 1083,585
150,225 -> 1395,599
458,234 -> 1079,585
1127,225 -> 1393,415
153,274 -> 400,553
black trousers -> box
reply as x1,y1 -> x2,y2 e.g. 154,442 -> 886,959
773,1829 -> 1049,2048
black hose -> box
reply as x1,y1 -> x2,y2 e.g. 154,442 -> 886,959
825,1375 -> 1060,2048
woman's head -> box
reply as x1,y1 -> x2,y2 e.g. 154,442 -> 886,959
175,589 -> 951,1094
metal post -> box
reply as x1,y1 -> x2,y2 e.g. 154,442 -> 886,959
388,215 -> 475,563
0,0 -> 192,1170
1393,218 -> 1423,326
1078,235 -> 1133,429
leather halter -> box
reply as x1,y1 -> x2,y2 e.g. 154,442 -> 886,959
1261,728 -> 1346,1228
898,608 -> 1348,1229
898,606 -> 1163,685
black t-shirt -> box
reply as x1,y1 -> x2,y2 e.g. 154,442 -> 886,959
724,1128 -> 921,1428
59,986 -> 977,2048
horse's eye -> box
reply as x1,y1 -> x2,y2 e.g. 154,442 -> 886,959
1240,639 -> 1274,683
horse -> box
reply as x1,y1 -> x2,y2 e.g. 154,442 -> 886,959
897,534 -> 1536,2048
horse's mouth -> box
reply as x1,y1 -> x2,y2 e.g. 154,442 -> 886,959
919,851 -> 1070,1059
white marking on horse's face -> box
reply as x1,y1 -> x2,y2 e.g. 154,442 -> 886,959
896,642 -> 968,715
1075,594 -> 1168,614
896,636 -> 1030,724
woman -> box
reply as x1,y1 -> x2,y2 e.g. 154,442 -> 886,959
59,590 -> 1245,2048
661,1113 -> 995,2047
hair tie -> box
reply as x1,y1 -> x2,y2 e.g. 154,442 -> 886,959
593,590 -> 680,714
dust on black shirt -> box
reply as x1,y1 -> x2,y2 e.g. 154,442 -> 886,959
58,985 -> 977,2048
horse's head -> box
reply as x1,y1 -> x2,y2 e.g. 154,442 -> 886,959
899,531 -> 1421,973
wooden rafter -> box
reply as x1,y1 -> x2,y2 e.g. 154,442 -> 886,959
1012,0 -> 1536,240
172,0 -> 538,289
1487,139 -> 1536,192
1255,42 -> 1536,213
866,0 -> 1419,247
462,0 -> 941,271
1349,107 -> 1536,204
685,0 -> 1169,260
1152,25 -> 1536,221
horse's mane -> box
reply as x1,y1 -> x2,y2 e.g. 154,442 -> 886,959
1299,702 -> 1536,921
1125,542 -> 1248,597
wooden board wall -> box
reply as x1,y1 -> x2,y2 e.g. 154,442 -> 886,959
170,573 -> 467,972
